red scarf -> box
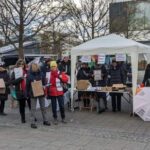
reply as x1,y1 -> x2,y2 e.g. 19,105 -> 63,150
20,69 -> 26,91
50,70 -> 59,86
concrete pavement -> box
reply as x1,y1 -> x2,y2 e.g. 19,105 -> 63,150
0,100 -> 150,150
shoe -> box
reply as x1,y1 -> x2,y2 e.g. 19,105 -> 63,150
0,112 -> 7,116
21,119 -> 26,123
112,110 -> 116,112
61,119 -> 67,124
35,118 -> 37,122
31,124 -> 37,129
98,109 -> 105,114
43,121 -> 51,126
53,119 -> 58,125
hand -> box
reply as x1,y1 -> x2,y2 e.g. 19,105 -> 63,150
59,75 -> 62,78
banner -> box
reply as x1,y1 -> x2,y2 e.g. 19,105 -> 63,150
14,67 -> 23,79
80,56 -> 91,63
94,70 -> 101,81
31,80 -> 44,97
98,54 -> 105,64
116,54 -> 126,62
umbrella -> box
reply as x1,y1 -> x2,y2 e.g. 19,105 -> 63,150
134,87 -> 150,121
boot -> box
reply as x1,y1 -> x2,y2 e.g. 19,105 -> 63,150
21,114 -> 26,123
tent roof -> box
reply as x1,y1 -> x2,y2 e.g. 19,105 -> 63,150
71,34 -> 150,55
0,41 -> 37,54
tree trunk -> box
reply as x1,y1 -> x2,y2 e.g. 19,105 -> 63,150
18,0 -> 24,59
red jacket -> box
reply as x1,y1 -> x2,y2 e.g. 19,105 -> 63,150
46,70 -> 68,97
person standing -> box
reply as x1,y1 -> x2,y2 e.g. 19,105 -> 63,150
11,59 -> 29,123
142,64 -> 150,86
108,59 -> 125,112
0,63 -> 10,115
91,64 -> 108,112
58,56 -> 71,76
46,61 -> 68,125
26,63 -> 50,129
77,63 -> 92,107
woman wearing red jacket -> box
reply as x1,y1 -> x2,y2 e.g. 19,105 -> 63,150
46,61 -> 68,125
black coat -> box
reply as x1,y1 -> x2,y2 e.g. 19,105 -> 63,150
143,64 -> 150,86
108,65 -> 125,86
77,67 -> 91,80
0,69 -> 10,101
90,65 -> 108,86
10,71 -> 26,100
58,60 -> 71,76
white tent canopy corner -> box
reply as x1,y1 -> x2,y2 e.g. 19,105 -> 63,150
70,34 -> 150,112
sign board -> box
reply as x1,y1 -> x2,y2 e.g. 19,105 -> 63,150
80,56 -> 91,63
14,67 -> 23,79
94,70 -> 102,81
116,54 -> 126,62
98,54 -> 105,64
31,80 -> 44,97
0,78 -> 5,94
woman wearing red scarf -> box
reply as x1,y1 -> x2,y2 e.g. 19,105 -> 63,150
46,61 -> 68,125
11,59 -> 30,123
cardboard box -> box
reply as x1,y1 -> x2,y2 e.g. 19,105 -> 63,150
76,80 -> 90,90
31,80 -> 44,97
101,87 -> 112,92
112,84 -> 126,91
0,79 -> 5,94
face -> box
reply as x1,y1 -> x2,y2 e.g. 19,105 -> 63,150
64,56 -> 69,62
112,62 -> 117,67
51,66 -> 57,71
18,62 -> 24,68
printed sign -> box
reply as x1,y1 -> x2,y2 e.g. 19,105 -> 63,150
80,56 -> 91,63
94,70 -> 101,81
116,54 -> 126,62
14,67 -> 23,79
98,54 -> 105,64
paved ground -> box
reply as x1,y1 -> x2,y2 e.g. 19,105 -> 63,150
1,99 -> 150,150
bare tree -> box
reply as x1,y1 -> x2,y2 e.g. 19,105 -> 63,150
0,0 -> 64,58
64,0 -> 111,42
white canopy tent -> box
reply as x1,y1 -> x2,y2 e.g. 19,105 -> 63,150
71,34 -> 150,111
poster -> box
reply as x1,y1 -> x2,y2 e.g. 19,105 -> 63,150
98,54 -> 105,64
31,80 -> 44,97
80,56 -> 91,63
94,70 -> 101,81
0,79 -> 5,94
14,67 -> 23,79
116,54 -> 126,62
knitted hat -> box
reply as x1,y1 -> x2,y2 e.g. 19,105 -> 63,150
50,61 -> 57,67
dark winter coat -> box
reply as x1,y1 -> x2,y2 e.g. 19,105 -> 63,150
58,60 -> 71,76
10,70 -> 27,100
91,65 -> 108,86
108,65 -> 125,86
0,68 -> 10,101
77,67 -> 91,80
26,70 -> 45,98
143,64 -> 150,86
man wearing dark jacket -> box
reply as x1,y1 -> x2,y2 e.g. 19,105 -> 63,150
91,64 -> 108,112
77,63 -> 92,107
58,56 -> 71,76
109,60 -> 125,112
